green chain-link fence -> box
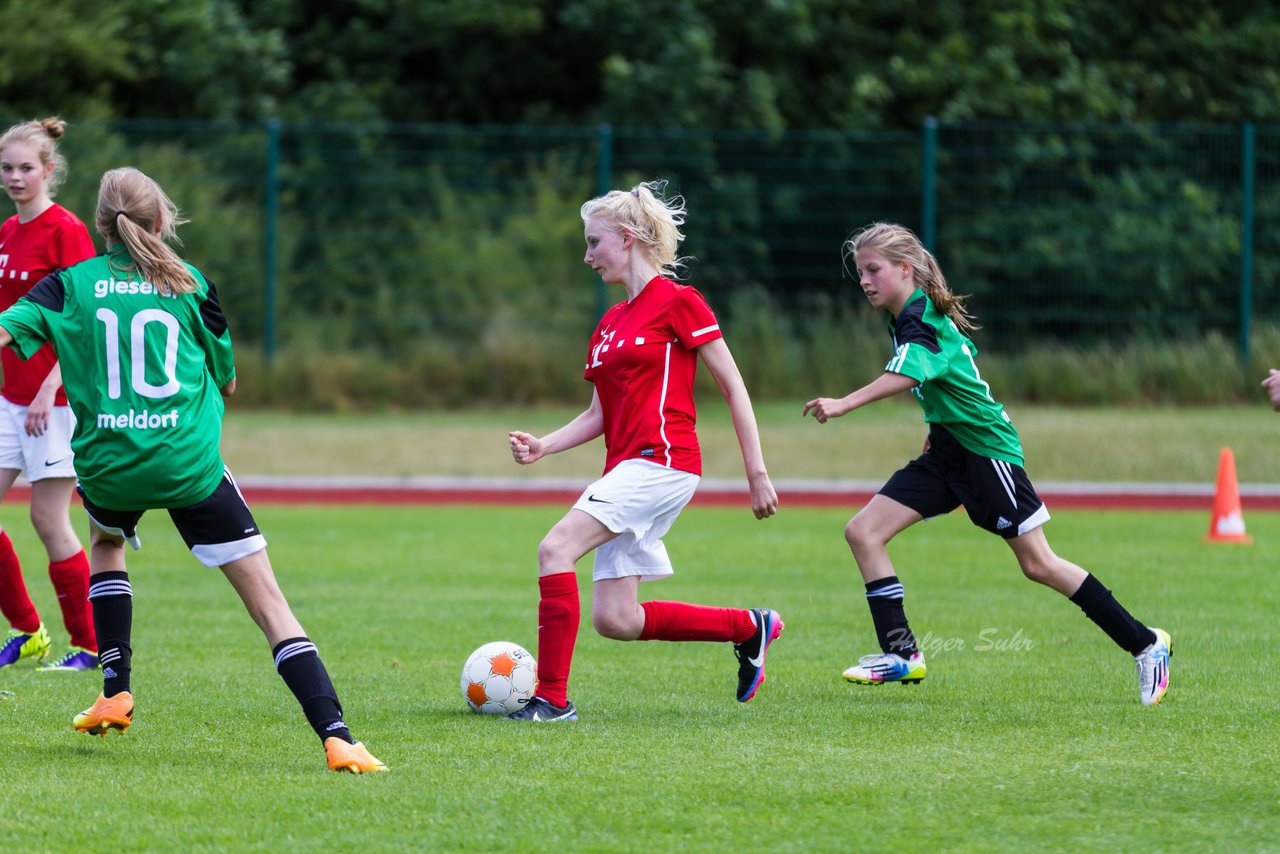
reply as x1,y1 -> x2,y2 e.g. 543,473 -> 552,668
41,118 -> 1279,368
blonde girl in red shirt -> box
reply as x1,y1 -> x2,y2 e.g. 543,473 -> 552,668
0,118 -> 96,672
506,180 -> 782,721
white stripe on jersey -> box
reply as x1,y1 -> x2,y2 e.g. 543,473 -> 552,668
657,342 -> 673,467
886,342 -> 910,374
992,459 -> 1018,508
691,323 -> 720,338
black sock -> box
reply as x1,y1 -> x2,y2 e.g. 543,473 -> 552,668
88,572 -> 133,697
273,637 -> 352,744
866,576 -> 918,657
1069,574 -> 1155,656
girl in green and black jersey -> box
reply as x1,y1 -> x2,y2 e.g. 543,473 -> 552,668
0,167 -> 385,772
802,222 -> 1171,706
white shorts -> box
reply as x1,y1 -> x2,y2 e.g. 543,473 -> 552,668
0,398 -> 76,481
573,459 -> 700,583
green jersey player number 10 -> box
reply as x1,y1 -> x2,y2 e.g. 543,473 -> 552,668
0,248 -> 235,508
96,307 -> 180,400
0,166 -> 387,773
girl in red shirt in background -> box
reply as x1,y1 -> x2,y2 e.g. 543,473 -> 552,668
506,180 -> 782,721
0,117 -> 97,672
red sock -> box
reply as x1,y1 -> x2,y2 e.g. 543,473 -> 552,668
639,601 -> 757,643
534,572 -> 580,708
0,531 -> 39,634
49,551 -> 95,651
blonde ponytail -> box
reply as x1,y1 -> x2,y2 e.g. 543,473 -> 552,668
96,167 -> 197,295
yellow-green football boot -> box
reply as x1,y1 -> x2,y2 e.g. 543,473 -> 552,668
0,624 -> 51,668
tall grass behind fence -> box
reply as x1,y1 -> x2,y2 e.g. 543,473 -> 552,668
939,123 -> 1246,345
35,118 -> 1280,407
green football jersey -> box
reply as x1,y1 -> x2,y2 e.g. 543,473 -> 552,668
885,288 -> 1024,465
0,248 -> 236,510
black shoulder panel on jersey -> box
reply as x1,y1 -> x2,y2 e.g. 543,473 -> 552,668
199,279 -> 229,337
892,297 -> 941,353
24,272 -> 67,312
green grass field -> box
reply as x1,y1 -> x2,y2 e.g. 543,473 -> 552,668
2,503 -> 1276,852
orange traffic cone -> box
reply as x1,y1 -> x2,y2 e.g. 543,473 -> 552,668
1205,447 -> 1252,543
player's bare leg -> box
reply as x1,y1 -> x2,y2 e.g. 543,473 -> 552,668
841,495 -> 927,685
222,550 -> 385,772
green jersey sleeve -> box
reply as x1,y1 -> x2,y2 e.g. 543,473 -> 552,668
0,272 -> 66,359
884,308 -> 949,383
193,275 -> 235,389
885,289 -> 1024,466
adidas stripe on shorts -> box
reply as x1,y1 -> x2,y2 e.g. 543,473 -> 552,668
878,425 -> 1049,539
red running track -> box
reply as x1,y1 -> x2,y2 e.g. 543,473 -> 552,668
7,480 -> 1279,511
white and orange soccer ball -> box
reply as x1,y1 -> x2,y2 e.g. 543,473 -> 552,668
461,641 -> 537,714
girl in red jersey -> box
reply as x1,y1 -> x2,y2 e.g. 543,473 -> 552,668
0,118 -> 97,672
505,180 -> 782,721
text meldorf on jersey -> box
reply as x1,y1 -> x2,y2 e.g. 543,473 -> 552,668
97,409 -> 181,430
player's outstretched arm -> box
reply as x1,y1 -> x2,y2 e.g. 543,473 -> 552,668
1262,369 -> 1280,412
803,371 -> 918,423
0,324 -> 12,350
509,390 -> 605,465
698,338 -> 778,520
25,364 -> 60,436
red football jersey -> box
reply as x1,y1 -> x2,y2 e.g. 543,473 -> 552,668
0,204 -> 96,405
584,276 -> 724,476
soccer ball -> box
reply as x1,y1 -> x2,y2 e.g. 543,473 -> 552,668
461,641 -> 537,714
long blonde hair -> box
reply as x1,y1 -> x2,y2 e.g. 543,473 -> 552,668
845,222 -> 978,333
580,179 -> 691,279
96,167 -> 197,295
0,117 -> 69,197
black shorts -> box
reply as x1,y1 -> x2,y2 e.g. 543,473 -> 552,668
78,470 -> 267,568
879,426 -> 1049,539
